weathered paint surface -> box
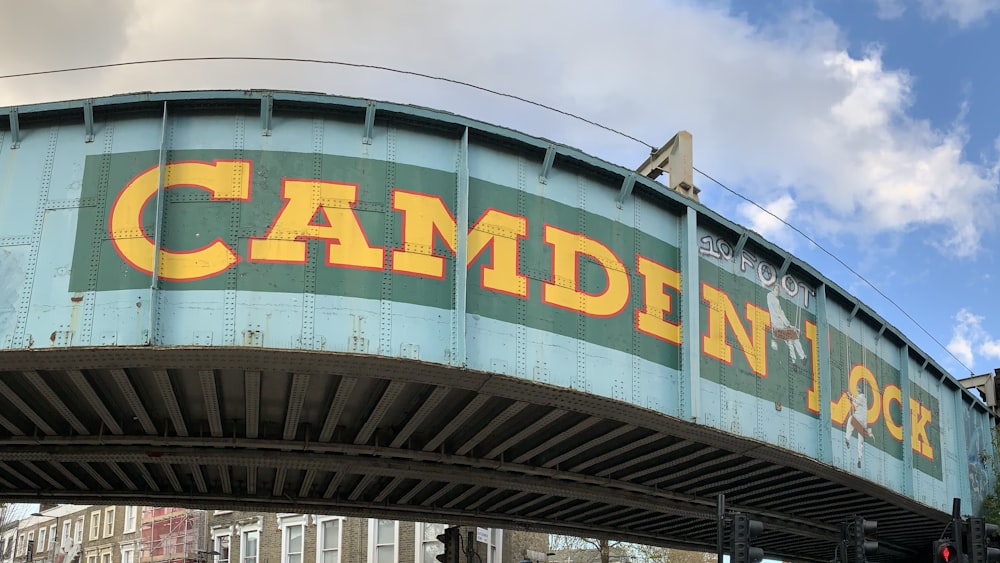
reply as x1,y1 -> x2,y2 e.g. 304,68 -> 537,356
0,91 -> 994,514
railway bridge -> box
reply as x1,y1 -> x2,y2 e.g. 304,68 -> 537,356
0,90 -> 995,562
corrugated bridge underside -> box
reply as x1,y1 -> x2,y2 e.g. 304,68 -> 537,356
0,348 -> 949,562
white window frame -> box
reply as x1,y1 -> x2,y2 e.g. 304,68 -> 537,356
26,532 -> 33,557
87,554 -> 97,563
413,523 -> 446,563
102,552 -> 112,563
104,508 -> 116,538
75,517 -> 84,544
16,534 -> 24,556
486,528 -> 502,563
90,511 -> 101,540
37,528 -> 46,553
366,519 -> 399,563
47,525 -> 56,552
62,521 -> 71,549
315,516 -> 344,563
240,522 -> 261,563
123,507 -> 137,534
120,546 -> 134,563
211,530 -> 231,563
278,515 -> 306,563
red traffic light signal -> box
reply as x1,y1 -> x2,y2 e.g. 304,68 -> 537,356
935,539 -> 958,562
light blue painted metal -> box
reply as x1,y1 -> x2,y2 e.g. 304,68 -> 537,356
538,144 -> 555,184
615,173 -> 636,209
816,284 -> 833,462
260,92 -> 273,136
454,127 -> 469,368
900,344 -> 915,498
363,100 -> 376,145
0,89 -> 996,518
82,99 -> 95,143
7,108 -> 18,149
681,206 -> 700,422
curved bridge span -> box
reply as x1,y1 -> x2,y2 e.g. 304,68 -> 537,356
0,91 -> 994,563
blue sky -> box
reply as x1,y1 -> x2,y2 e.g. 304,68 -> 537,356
1,0 -> 999,378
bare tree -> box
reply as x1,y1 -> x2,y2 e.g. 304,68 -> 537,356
549,535 -> 713,563
1,504 -> 31,563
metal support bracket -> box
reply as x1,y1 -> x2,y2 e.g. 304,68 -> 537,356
776,256 -> 792,281
847,302 -> 861,323
616,173 -> 636,208
875,324 -> 886,341
8,107 -> 19,149
363,100 -> 376,145
636,131 -> 700,201
83,99 -> 95,143
733,232 -> 750,259
260,92 -> 273,136
538,145 -> 556,184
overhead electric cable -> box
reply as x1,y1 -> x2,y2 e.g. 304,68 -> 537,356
0,55 -> 973,375
0,56 -> 655,150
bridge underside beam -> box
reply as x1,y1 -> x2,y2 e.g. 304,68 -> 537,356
0,347 -> 949,563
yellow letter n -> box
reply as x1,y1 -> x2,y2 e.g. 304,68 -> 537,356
701,282 -> 770,377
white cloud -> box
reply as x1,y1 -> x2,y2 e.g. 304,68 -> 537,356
738,194 -> 796,245
948,308 -> 1000,370
919,0 -> 1000,26
0,0 -> 997,258
872,0 -> 907,19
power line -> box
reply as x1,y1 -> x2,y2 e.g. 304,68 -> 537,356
692,166 -> 973,375
0,56 -> 655,150
0,55 -> 973,374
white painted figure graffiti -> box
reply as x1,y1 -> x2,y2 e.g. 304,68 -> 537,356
845,388 -> 872,468
766,284 -> 806,363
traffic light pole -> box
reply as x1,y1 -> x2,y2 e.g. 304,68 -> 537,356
953,498 -> 964,557
717,494 -> 725,563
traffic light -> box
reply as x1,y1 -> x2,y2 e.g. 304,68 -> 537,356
851,517 -> 878,563
967,517 -> 1000,563
934,539 -> 959,563
730,512 -> 764,563
435,527 -> 460,563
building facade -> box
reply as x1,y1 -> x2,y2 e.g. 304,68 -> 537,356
10,507 -> 545,563
207,511 -> 547,563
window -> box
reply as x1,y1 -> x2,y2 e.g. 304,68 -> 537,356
103,553 -> 112,563
104,508 -> 115,537
38,528 -> 46,552
213,534 -> 230,563
63,521 -> 71,548
75,517 -> 84,543
124,507 -> 137,533
367,519 -> 397,563
88,555 -> 97,563
316,518 -> 343,563
415,524 -> 445,563
16,534 -> 24,556
486,528 -> 502,563
90,511 -> 101,540
283,525 -> 303,563
48,525 -> 56,551
122,548 -> 134,563
241,530 -> 259,563
26,532 -> 34,556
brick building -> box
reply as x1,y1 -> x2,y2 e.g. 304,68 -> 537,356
206,511 -> 547,563
139,508 -> 208,563
10,508 -> 545,563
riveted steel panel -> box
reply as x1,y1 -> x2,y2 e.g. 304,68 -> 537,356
0,90 -> 994,528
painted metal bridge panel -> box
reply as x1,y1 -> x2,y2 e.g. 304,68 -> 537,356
0,90 -> 997,562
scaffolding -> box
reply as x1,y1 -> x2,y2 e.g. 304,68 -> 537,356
139,509 -> 207,563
